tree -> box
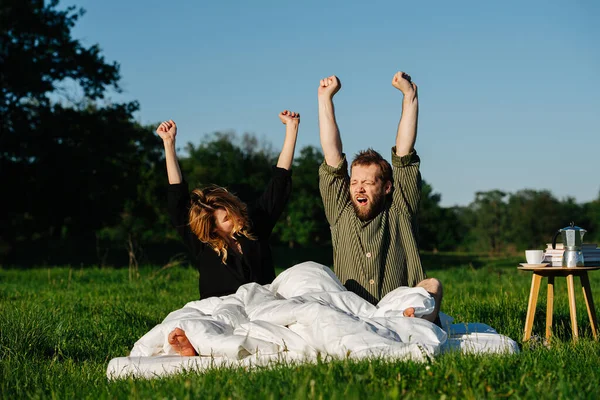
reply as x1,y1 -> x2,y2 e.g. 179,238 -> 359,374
273,146 -> 330,248
583,191 -> 600,243
180,134 -> 330,249
180,131 -> 275,203
417,180 -> 464,251
96,122 -> 175,272
0,0 -> 120,113
0,0 -> 162,265
506,190 -> 563,249
465,190 -> 509,253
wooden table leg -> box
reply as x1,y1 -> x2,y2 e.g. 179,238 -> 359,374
524,273 -> 542,341
546,275 -> 555,340
566,273 -> 578,340
580,272 -> 598,340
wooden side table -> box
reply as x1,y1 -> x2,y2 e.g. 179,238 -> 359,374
518,265 -> 599,342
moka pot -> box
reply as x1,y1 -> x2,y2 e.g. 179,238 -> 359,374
552,222 -> 586,267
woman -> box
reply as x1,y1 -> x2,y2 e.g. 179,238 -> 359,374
156,110 -> 300,302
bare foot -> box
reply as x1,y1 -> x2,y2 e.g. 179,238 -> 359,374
168,328 -> 197,356
403,307 -> 415,318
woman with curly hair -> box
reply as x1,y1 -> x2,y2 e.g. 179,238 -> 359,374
156,111 -> 300,301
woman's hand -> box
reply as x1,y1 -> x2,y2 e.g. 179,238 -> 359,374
278,110 -> 300,126
276,110 -> 300,170
157,119 -> 182,183
156,120 -> 177,143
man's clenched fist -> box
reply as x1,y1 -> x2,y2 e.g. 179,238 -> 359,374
318,75 -> 341,99
392,71 -> 417,95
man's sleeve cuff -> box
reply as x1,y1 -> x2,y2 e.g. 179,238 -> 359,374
319,154 -> 348,177
391,147 -> 419,167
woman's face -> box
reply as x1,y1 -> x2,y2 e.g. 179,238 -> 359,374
213,208 -> 234,237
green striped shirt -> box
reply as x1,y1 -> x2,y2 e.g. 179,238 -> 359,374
318,147 -> 426,304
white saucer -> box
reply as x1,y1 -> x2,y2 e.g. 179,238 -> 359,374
519,263 -> 550,268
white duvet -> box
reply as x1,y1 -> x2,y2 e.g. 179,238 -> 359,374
107,262 -> 518,379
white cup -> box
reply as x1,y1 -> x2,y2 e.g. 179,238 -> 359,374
525,250 -> 545,264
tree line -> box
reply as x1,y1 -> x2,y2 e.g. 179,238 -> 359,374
2,1 -> 599,268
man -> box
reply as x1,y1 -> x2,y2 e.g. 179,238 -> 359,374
317,71 -> 442,323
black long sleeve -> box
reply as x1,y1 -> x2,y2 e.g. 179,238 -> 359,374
167,181 -> 206,259
250,166 -> 292,238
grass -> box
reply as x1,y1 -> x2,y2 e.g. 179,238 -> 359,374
1,253 -> 600,399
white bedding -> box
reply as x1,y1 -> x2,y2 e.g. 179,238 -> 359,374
107,262 -> 518,379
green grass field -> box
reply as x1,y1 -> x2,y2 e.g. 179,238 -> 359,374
2,254 -> 600,399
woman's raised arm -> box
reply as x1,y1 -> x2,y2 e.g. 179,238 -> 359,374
276,110 -> 300,170
156,120 -> 182,184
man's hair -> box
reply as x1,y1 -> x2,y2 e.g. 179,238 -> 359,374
188,185 -> 255,264
351,148 -> 392,183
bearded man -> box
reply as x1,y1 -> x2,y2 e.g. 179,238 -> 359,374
317,71 -> 442,324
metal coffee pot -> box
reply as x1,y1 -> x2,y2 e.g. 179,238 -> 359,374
552,222 -> 586,267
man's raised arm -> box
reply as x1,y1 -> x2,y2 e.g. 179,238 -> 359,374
318,75 -> 343,167
392,72 -> 419,157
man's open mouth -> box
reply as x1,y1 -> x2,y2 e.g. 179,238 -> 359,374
356,196 -> 368,206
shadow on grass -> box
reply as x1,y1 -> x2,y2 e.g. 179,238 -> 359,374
514,306 -> 598,344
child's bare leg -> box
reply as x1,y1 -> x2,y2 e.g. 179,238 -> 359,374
403,307 -> 415,317
168,328 -> 197,356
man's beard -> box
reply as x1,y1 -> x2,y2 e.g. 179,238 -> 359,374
352,191 -> 387,221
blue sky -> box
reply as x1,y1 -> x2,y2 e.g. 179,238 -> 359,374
63,0 -> 599,206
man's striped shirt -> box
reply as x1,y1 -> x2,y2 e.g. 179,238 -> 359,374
318,147 -> 426,304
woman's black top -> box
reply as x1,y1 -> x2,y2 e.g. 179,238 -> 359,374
168,166 -> 292,299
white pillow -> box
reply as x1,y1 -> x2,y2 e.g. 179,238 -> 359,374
270,261 -> 346,298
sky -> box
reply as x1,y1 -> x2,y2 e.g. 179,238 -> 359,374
62,0 -> 600,207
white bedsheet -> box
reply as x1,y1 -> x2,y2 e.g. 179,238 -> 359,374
107,262 -> 518,379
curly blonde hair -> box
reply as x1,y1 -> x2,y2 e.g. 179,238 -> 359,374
188,186 -> 255,264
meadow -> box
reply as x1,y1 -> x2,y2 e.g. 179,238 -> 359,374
2,253 -> 600,399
